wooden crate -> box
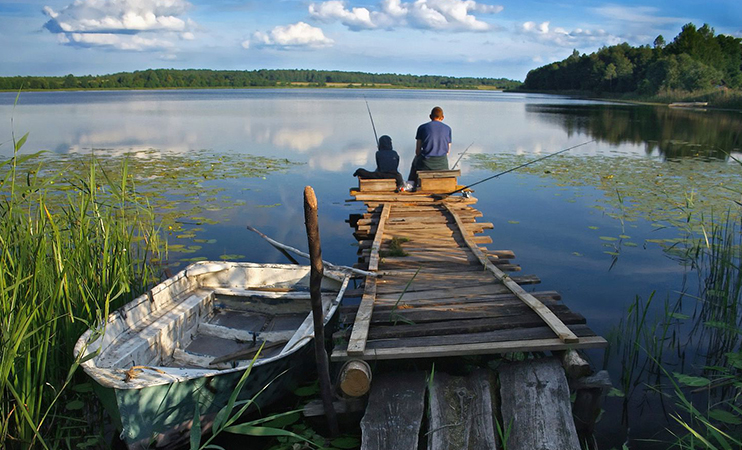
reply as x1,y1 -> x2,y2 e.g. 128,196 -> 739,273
417,170 -> 460,193
359,178 -> 397,192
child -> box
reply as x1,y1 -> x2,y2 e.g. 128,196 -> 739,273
353,135 -> 405,190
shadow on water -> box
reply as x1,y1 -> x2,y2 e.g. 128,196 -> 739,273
526,103 -> 742,159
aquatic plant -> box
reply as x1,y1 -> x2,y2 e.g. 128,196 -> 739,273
0,135 -> 162,447
608,213 -> 742,447
4,148 -> 299,268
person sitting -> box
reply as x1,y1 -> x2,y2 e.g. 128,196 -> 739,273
407,106 -> 451,189
353,135 -> 405,190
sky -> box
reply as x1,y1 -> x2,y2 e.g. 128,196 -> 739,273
1,0 -> 740,81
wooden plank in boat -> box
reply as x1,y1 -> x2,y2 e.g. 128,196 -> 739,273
360,371 -> 427,450
499,358 -> 581,450
332,335 -> 608,361
445,204 -> 579,344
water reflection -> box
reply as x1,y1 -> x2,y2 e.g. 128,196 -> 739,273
526,104 -> 742,159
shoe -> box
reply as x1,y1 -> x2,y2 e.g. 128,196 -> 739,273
404,181 -> 414,191
396,186 -> 406,193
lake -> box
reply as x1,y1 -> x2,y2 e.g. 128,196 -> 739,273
2,88 -> 741,448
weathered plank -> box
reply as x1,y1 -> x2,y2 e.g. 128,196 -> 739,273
360,371 -> 427,450
355,325 -> 600,351
368,203 -> 391,272
499,358 -> 581,450
332,336 -> 608,361
444,204 -> 579,344
346,278 -> 377,356
428,369 -> 498,450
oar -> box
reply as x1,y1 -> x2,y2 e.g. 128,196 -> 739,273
246,225 -> 379,278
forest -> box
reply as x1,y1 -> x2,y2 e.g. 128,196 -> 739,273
522,23 -> 742,97
0,69 -> 520,91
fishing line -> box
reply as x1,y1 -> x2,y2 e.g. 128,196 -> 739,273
441,139 -> 596,198
364,96 -> 379,148
451,141 -> 475,170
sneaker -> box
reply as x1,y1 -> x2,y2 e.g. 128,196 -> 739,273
404,181 -> 415,191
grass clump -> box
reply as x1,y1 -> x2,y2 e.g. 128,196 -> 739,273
381,237 -> 409,258
0,134 -> 162,448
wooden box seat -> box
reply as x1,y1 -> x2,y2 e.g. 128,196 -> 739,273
417,169 -> 460,193
358,178 -> 397,192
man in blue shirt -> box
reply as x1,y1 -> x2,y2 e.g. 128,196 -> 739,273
407,106 -> 451,188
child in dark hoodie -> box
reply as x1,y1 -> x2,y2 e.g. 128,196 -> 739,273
353,135 -> 405,190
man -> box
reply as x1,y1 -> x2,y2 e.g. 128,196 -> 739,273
407,106 -> 451,189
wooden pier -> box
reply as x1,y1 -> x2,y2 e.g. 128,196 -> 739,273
328,173 -> 609,449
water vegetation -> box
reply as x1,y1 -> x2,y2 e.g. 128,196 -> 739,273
522,23 -> 742,109
0,124 -> 301,447
0,137 -> 162,448
608,211 -> 742,448
4,148 -> 299,268
0,69 -> 521,92
469,153 -> 742,255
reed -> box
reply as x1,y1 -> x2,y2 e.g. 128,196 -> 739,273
0,136 -> 162,448
609,211 -> 742,446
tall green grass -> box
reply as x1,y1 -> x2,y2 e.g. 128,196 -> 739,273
0,135 -> 162,448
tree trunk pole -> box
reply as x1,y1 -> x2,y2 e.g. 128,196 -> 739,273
303,186 -> 339,437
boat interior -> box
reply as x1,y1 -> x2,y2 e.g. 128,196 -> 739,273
77,263 -> 347,386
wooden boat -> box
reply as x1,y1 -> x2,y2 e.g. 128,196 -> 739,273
74,261 -> 350,449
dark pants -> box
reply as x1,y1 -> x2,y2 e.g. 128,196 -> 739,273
353,169 -> 405,188
407,155 -> 449,184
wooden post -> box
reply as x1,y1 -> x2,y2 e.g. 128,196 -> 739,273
303,186 -> 340,437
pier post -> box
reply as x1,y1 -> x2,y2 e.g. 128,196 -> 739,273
304,186 -> 340,437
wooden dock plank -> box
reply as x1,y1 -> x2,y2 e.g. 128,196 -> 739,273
360,371 -> 427,450
499,358 -> 581,450
444,204 -> 579,344
428,369 -> 498,450
332,336 -> 608,361
346,278 -> 377,356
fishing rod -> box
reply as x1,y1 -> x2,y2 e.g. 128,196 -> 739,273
451,141 -> 474,170
364,96 -> 379,148
441,139 -> 596,198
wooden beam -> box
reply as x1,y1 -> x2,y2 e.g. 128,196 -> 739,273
347,278 -> 378,356
444,204 -> 579,344
360,371 -> 427,450
368,203 -> 391,272
499,358 -> 581,450
331,336 -> 608,361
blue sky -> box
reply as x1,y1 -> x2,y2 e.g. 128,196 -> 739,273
1,0 -> 740,81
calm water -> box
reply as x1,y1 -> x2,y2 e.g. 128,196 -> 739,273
2,89 -> 741,447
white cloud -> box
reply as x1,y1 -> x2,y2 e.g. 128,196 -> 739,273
519,21 -> 622,48
58,32 -> 175,51
308,0 -> 502,32
250,22 -> 334,49
309,1 -> 377,30
43,0 -> 196,51
592,4 -> 680,25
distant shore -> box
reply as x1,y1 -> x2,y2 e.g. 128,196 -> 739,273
512,88 -> 742,111
0,83 -> 506,93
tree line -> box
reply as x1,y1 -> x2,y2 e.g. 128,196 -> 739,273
523,23 -> 742,95
0,69 -> 521,91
